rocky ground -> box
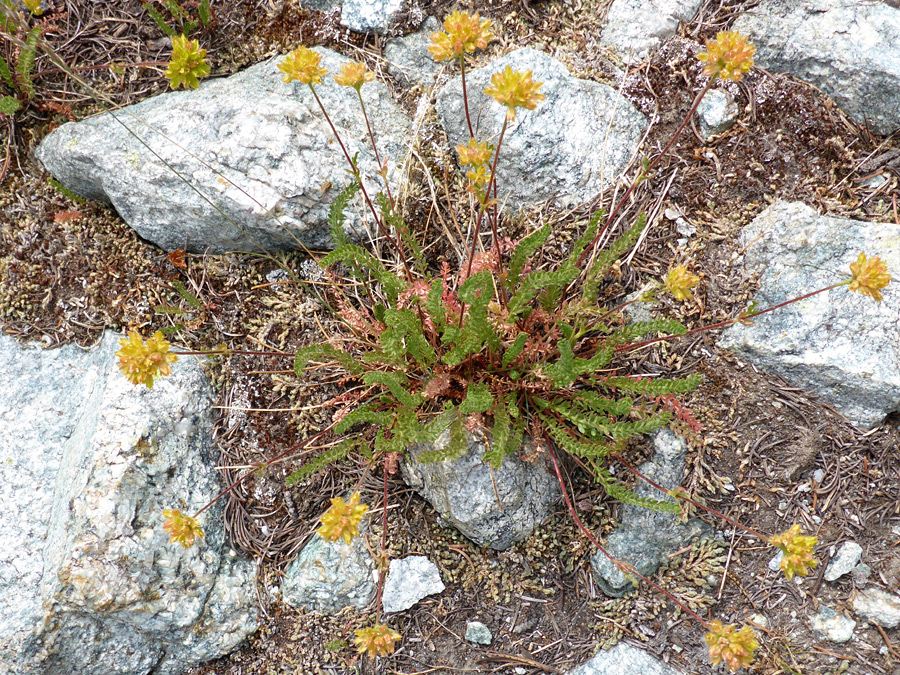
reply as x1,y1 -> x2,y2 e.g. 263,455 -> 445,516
2,1 -> 899,674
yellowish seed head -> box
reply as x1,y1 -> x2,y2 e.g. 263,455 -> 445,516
317,491 -> 370,545
353,623 -> 402,658
704,620 -> 759,671
428,11 -> 493,62
484,67 -> 545,121
849,252 -> 891,302
334,61 -> 375,90
162,509 -> 205,548
278,46 -> 328,85
697,31 -> 755,82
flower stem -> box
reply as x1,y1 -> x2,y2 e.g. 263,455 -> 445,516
356,89 -> 394,210
542,429 -> 710,627
615,281 -> 847,353
460,56 -> 475,138
307,84 -> 412,281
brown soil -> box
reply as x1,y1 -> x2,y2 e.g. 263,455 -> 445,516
1,1 -> 899,674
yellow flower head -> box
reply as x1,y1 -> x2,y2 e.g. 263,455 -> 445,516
279,46 -> 328,85
317,491 -> 370,545
353,623 -> 402,658
24,0 -> 42,15
428,11 -> 493,62
116,331 -> 178,388
484,66 -> 545,120
665,265 -> 700,301
697,31 -> 755,82
334,61 -> 376,90
162,509 -> 205,548
849,252 -> 891,302
705,621 -> 759,672
456,138 -> 494,167
769,524 -> 817,579
164,35 -> 211,90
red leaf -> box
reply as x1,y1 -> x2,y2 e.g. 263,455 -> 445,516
53,210 -> 83,223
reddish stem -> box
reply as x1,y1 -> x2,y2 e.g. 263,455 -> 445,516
542,430 -> 710,627
615,281 -> 846,354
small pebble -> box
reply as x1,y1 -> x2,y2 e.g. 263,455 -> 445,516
465,621 -> 492,645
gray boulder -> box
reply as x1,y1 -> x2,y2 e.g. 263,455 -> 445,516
853,588 -> 900,628
591,430 -> 712,597
385,16 -> 442,89
435,48 -> 647,209
600,0 -> 704,65
0,332 -> 257,675
402,428 -> 560,550
281,527 -> 377,614
305,0 -> 406,34
36,49 -> 412,253
382,555 -> 445,613
719,201 -> 900,429
732,0 -> 900,135
566,642 -> 685,675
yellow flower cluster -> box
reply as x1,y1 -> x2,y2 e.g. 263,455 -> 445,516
665,265 -> 700,301
697,31 -> 755,82
317,491 -> 370,545
456,138 -> 494,199
334,61 -> 375,91
278,46 -> 328,85
116,331 -> 178,388
484,66 -> 545,121
353,623 -> 402,658
428,10 -> 493,62
705,620 -> 759,672
769,524 -> 818,579
24,0 -> 42,15
162,509 -> 205,548
164,35 -> 211,90
849,252 -> 891,302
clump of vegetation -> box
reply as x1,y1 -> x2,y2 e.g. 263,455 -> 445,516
122,17 -> 892,671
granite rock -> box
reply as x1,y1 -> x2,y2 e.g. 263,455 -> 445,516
36,49 -> 412,253
719,201 -> 900,429
435,48 -> 647,210
0,332 -> 257,675
733,0 -> 900,135
600,0 -> 704,65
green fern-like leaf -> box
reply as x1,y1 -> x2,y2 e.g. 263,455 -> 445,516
0,95 -> 19,115
198,0 -> 211,24
415,412 -> 468,463
601,373 -> 702,397
379,193 -> 426,273
425,278 -> 447,332
594,464 -> 681,514
583,212 -> 647,304
286,437 -> 357,485
363,370 -> 423,409
442,271 -> 498,366
328,180 -> 360,248
543,325 -> 614,387
508,222 -> 550,289
15,25 -> 40,98
144,3 -> 176,36
294,343 -> 365,377
320,244 -> 406,303
604,318 -> 687,347
572,390 -> 634,417
334,402 -> 394,434
568,209 -> 605,264
502,332 -> 527,368
380,308 -> 436,367
483,397 -> 525,468
508,262 -> 579,320
0,55 -> 14,90
459,383 -> 493,415
541,413 -> 616,459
